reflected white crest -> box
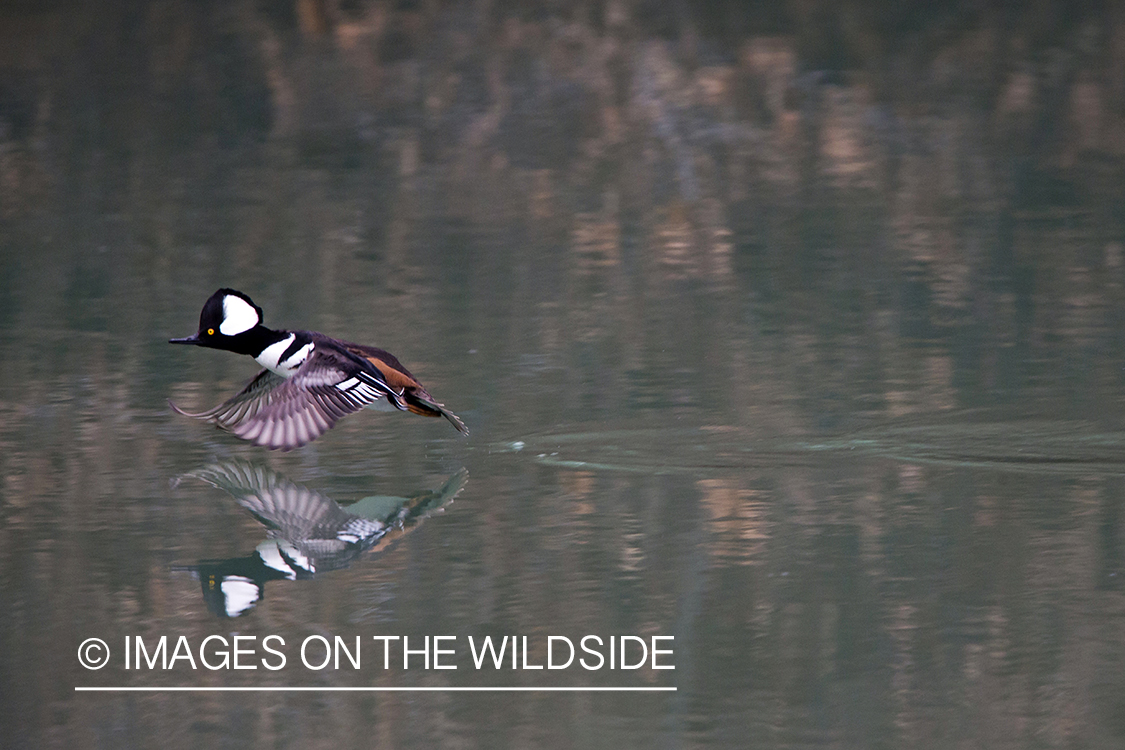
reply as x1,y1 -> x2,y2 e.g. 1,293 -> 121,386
219,576 -> 261,617
220,295 -> 260,335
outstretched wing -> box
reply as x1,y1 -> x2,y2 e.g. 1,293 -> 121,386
170,349 -> 395,450
186,460 -> 356,536
188,460 -> 389,548
171,369 -> 286,424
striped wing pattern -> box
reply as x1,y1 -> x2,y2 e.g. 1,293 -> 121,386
187,461 -> 394,574
170,349 -> 396,450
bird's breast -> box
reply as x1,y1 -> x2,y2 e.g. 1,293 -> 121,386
255,334 -> 314,377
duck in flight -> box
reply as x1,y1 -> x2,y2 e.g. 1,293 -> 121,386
169,288 -> 467,450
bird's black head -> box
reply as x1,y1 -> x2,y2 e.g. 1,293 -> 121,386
170,288 -> 266,353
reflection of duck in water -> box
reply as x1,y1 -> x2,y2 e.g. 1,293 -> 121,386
173,461 -> 467,618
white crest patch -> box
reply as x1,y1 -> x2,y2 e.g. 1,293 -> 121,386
219,576 -> 261,617
220,295 -> 260,335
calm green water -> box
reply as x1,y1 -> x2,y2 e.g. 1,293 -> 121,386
3,3 -> 1125,749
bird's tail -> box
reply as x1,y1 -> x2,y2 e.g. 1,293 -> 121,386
397,391 -> 469,435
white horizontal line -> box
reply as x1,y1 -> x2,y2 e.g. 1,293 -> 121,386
76,686 -> 675,693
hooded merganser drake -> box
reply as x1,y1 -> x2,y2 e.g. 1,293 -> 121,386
170,288 -> 468,450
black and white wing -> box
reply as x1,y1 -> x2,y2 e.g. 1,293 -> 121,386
187,460 -> 357,536
170,348 -> 395,450
187,460 -> 391,572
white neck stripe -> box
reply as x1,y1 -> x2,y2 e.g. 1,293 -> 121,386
256,334 -> 297,374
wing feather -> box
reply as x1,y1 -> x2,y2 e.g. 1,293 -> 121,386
170,349 -> 397,450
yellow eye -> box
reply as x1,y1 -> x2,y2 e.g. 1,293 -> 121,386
207,328 -> 215,336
